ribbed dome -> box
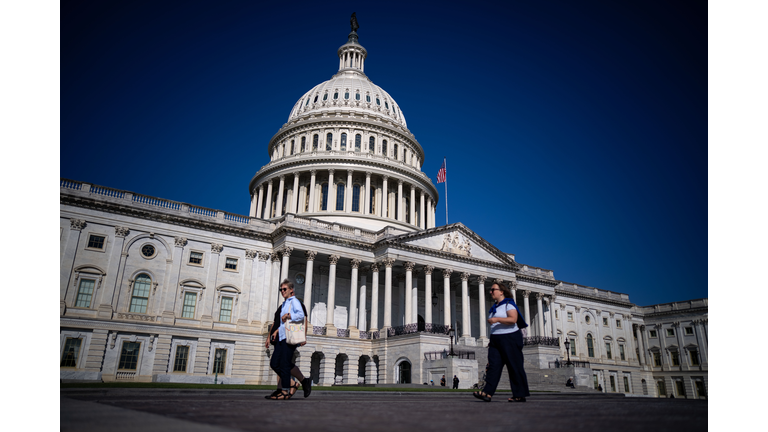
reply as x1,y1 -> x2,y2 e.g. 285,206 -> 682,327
288,71 -> 408,128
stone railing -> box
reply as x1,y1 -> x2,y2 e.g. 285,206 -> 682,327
424,350 -> 476,361
132,193 -> 181,210
312,326 -> 327,336
115,372 -> 136,380
337,328 -> 350,338
386,323 -> 451,338
523,336 -> 560,347
548,360 -> 591,369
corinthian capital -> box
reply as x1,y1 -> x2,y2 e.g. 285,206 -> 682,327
328,255 -> 340,265
305,250 -> 317,261
350,258 -> 362,269
211,243 -> 223,254
383,258 -> 396,268
115,226 -> 130,237
460,272 -> 470,281
521,290 -> 531,298
404,262 -> 415,272
423,265 -> 434,275
442,268 -> 453,278
245,249 -> 258,260
174,236 -> 187,247
281,246 -> 294,257
258,252 -> 271,261
370,263 -> 380,273
70,219 -> 86,231
477,275 -> 487,284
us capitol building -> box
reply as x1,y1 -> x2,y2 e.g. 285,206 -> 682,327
59,20 -> 708,399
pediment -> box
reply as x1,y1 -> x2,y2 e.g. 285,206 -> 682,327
390,223 -> 515,266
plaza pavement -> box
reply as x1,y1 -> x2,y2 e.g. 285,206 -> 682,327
61,388 -> 707,432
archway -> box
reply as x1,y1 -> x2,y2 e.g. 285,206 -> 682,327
335,354 -> 349,385
395,358 -> 411,384
310,352 -> 323,385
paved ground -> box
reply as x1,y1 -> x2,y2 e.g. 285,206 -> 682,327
61,389 -> 707,432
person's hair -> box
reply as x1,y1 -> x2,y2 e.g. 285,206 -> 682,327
493,282 -> 513,299
280,278 -> 294,291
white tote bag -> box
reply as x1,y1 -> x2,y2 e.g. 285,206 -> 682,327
285,299 -> 306,345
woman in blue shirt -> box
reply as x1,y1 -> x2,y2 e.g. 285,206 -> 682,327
268,278 -> 305,400
472,282 -> 530,402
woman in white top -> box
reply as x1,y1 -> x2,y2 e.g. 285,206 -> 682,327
472,282 -> 530,402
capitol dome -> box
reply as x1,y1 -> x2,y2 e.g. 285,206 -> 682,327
248,26 -> 438,233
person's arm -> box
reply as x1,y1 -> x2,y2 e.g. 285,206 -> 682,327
487,305 -> 518,325
282,298 -> 305,323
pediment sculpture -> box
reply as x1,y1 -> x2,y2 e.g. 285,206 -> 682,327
440,232 -> 472,257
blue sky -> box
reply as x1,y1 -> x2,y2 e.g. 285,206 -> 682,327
60,0 -> 707,306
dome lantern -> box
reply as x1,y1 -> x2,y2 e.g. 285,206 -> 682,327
337,16 -> 367,73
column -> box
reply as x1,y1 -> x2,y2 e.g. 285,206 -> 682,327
349,259 -> 361,330
264,179 -> 273,219
249,193 -> 256,217
432,201 -> 436,227
424,266 -> 434,324
536,293 -> 545,337
522,290 -> 531,334
412,269 -> 419,325
549,296 -> 558,338
292,173 -> 300,213
363,172 -> 371,215
383,258 -> 395,331
460,272 -> 472,343
427,199 -> 433,228
404,262 -> 414,325
478,275 -> 488,345
693,319 -> 708,365
673,322 -> 689,368
97,226 -> 129,316
635,324 -> 647,366
381,176 -> 388,218
270,253 -> 282,316
325,255 -> 340,332
60,219 -> 86,307
345,170 -> 353,213
303,251 -> 316,323
370,263 -> 380,332
419,190 -> 425,228
410,186 -> 416,225
358,270 -> 367,332
308,170 -> 317,212
328,169 -> 336,212
397,180 -> 404,222
280,246 -> 292,282
442,269 -> 453,327
238,250 -> 257,326
276,175 -> 285,217
254,252 -> 271,326
397,274 -> 405,326
256,185 -> 264,219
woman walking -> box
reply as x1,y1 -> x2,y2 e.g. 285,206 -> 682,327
265,291 -> 312,399
266,279 -> 306,400
472,282 -> 530,402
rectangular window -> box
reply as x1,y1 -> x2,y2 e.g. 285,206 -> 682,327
567,312 -> 573,321
75,279 -> 95,308
685,327 -> 694,335
603,317 -> 608,326
189,251 -> 203,265
671,351 -> 680,366
569,338 -> 576,356
619,344 -> 626,360
87,234 -> 105,250
605,343 -> 612,359
587,337 -> 594,357
658,380 -> 666,396
129,279 -> 150,314
616,320 -> 621,328
60,338 -> 82,368
224,257 -> 238,271
623,376 -> 630,393
118,341 -> 141,370
609,376 -> 616,392
675,380 -> 686,397
173,346 -> 189,372
352,185 -> 360,212
649,330 -> 658,338
555,310 -> 558,319
690,349 -> 700,366
653,352 -> 661,366
666,328 -> 675,337
182,292 -> 197,318
219,297 -> 233,322
593,375 -> 598,389
695,380 -> 706,398
213,349 -> 227,374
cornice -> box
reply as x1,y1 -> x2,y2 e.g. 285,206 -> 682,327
642,307 -> 708,318
376,239 -> 515,273
516,274 -> 559,287
554,288 -> 634,308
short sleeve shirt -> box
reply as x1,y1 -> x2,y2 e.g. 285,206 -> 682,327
489,302 -> 519,335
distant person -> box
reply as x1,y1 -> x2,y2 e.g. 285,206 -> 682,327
431,380 -> 434,386
598,384 -> 603,392
566,378 -> 575,388
441,375 -> 446,387
472,282 -> 530,403
453,375 -> 460,389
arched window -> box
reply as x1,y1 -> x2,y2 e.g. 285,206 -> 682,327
370,186 -> 376,214
355,134 -> 361,151
323,93 -> 328,101
394,143 -> 399,160
397,360 -> 411,384
130,274 -> 151,314
587,334 -> 595,357
382,140 -> 388,156
333,91 -> 338,100
376,97 -> 380,105
355,92 -> 360,100
305,98 -> 310,106
340,133 -> 347,151
344,91 -> 349,100
290,140 -> 294,155
321,183 -> 329,211
368,136 -> 375,152
352,185 -> 361,212
313,134 -> 319,151
385,101 -> 389,109
405,196 -> 411,222
366,95 -> 371,102
300,136 -> 306,152
336,183 -> 345,211
313,95 -> 318,103
326,133 -> 332,151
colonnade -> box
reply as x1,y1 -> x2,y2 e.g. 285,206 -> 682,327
250,169 -> 437,229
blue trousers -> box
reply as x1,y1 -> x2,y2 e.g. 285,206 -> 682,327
270,339 -> 296,391
483,331 -> 530,397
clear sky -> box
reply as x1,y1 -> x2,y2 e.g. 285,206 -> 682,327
60,0 -> 707,307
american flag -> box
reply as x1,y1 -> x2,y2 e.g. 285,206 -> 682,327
437,159 -> 446,183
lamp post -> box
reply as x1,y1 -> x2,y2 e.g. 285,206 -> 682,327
448,327 -> 456,357
214,350 -> 222,384
564,339 -> 573,366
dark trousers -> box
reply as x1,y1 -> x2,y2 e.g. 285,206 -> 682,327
483,331 -> 530,397
270,339 -> 296,391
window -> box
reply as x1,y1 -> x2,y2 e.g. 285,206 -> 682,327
586,334 -> 594,357
605,342 -> 612,359
376,97 -> 380,105
326,133 -> 332,151
333,92 -> 338,100
219,297 -> 233,322
366,95 -> 371,102
129,274 -> 151,314
593,375 -> 599,389
182,292 -> 197,318
602,317 -> 608,326
290,140 -> 295,155
657,380 -> 666,396
619,344 -> 626,360
685,327 -> 694,335
555,310 -> 558,319
300,137 -> 306,152
352,185 -> 361,212
224,257 -> 238,271
609,375 -> 616,392
690,349 -> 700,366
567,312 -> 573,321
653,352 -> 661,366
585,315 -> 591,324
60,338 -> 82,368
323,93 -> 328,101
321,183 -> 329,211
213,349 -> 227,374
75,279 -> 95,308
355,134 -> 361,151
86,234 -> 105,250
368,136 -> 375,152
569,338 -> 577,356
313,95 -> 318,103
385,101 -> 389,109
173,346 -> 189,372
666,329 -> 675,337
340,133 -> 347,151
623,376 -> 630,393
675,380 -> 686,397
141,244 -> 156,259
671,351 -> 680,366
695,380 -> 707,398
616,320 -> 622,328
382,140 -> 388,155
312,134 -> 318,151
189,251 -> 203,266
393,143 -> 399,160
305,97 -> 310,106
355,92 -> 360,100
369,186 -> 376,214
344,91 -> 349,99
649,330 -> 658,338
118,341 -> 141,370
336,183 -> 345,211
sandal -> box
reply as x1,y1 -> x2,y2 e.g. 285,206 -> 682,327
508,397 -> 527,402
472,391 -> 492,402
269,390 -> 293,400
264,389 -> 281,399
289,380 -> 301,396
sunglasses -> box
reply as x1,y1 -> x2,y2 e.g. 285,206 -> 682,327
488,288 -> 500,293
279,287 -> 290,292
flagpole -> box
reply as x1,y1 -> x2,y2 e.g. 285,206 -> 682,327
444,157 -> 448,225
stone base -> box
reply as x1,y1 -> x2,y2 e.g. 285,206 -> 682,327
60,370 -> 102,381
348,327 -> 360,339
153,374 -> 245,385
325,324 -> 337,335
458,336 -> 476,346
97,304 -> 114,319
477,337 -> 489,347
200,315 -> 213,329
160,311 -> 176,325
422,357 -> 478,389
